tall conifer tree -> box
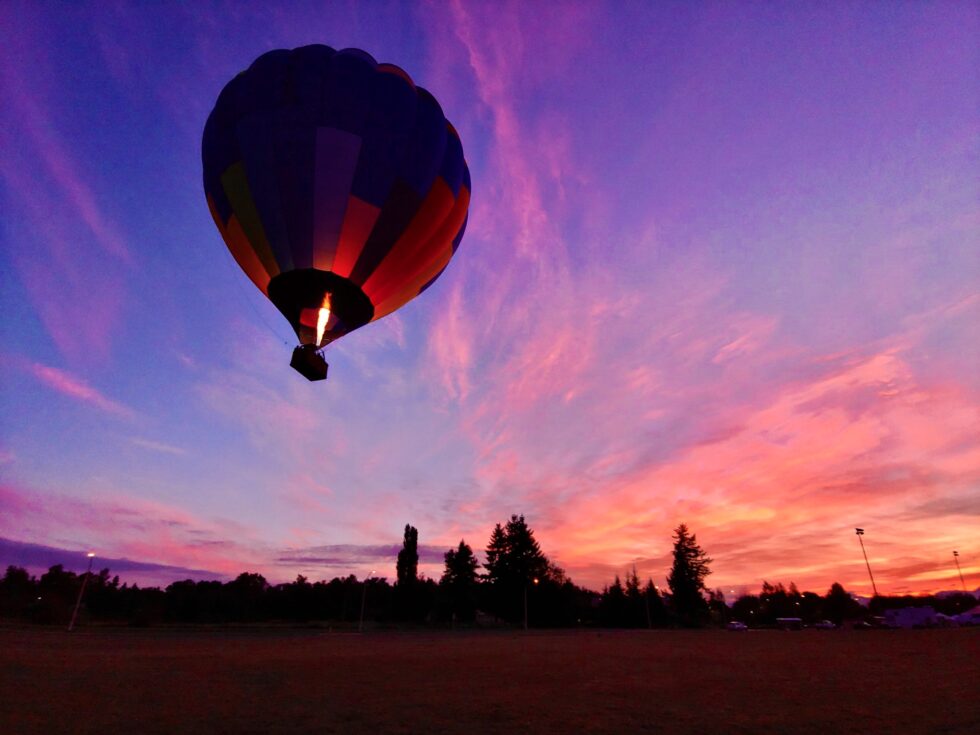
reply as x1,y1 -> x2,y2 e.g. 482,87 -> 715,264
396,524 -> 419,587
666,523 -> 712,626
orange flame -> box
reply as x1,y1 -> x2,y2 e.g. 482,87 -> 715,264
316,305 -> 331,346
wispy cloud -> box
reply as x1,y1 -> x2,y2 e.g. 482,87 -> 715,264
540,336 -> 980,592
0,481 -> 261,580
0,82 -> 131,263
0,4 -> 131,363
31,363 -> 136,419
1,2 -> 976,598
130,438 -> 188,456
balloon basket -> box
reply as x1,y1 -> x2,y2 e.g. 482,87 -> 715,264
290,345 -> 328,382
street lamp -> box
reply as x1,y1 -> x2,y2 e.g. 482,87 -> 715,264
524,577 -> 540,631
68,552 -> 96,632
358,570 -> 375,633
953,551 -> 967,593
854,528 -> 879,597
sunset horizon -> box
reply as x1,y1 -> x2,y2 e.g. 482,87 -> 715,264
2,2 -> 977,602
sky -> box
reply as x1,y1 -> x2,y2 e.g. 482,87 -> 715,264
1,1 -> 977,597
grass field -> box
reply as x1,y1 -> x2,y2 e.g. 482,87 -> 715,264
2,626 -> 978,734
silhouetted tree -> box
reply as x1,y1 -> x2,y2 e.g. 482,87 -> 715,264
483,523 -> 508,584
821,582 -> 865,624
396,524 -> 419,587
0,566 -> 32,615
35,564 -> 79,624
503,515 -> 550,583
395,524 -> 420,621
226,572 -> 269,621
278,575 -> 315,621
731,594 -> 760,625
530,564 -> 585,627
441,540 -> 479,623
2,565 -> 31,590
84,568 -> 119,620
667,524 -> 712,626
934,592 -> 976,616
799,591 -> 823,623
600,575 -> 628,627
483,515 -> 550,623
643,579 -> 668,627
624,567 -> 642,625
707,588 -> 729,623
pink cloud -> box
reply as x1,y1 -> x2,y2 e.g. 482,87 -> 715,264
418,259 -> 977,594
0,480 -> 265,580
409,143 -> 978,598
1,166 -> 127,363
30,362 -> 136,420
3,2 -> 973,600
418,1 -> 603,403
427,282 -> 475,400
540,345 -> 980,592
194,328 -> 326,465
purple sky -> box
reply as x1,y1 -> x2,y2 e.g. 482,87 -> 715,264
1,1 -> 977,595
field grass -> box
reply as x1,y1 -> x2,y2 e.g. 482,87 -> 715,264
2,625 -> 978,734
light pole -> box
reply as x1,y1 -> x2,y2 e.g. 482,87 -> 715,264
854,528 -> 879,598
68,552 -> 95,632
358,570 -> 374,633
953,551 -> 967,593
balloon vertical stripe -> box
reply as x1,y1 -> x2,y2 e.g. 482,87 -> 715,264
312,127 -> 362,271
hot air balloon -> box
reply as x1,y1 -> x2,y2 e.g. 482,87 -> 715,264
202,45 -> 470,380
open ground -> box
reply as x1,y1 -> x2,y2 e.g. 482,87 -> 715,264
2,626 -> 977,734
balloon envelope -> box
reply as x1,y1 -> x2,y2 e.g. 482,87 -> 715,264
202,45 -> 470,349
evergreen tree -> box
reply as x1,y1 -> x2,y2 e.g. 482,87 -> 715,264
442,540 -> 479,587
441,540 -> 479,622
502,514 -> 549,585
483,523 -> 508,583
600,575 -> 627,627
625,566 -> 642,627
483,515 -> 550,622
547,562 -> 568,586
666,523 -> 712,626
643,579 -> 666,628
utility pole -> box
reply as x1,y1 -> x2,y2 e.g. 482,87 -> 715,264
953,551 -> 967,593
68,552 -> 95,632
854,529 -> 879,597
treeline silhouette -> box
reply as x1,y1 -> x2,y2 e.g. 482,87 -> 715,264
1,518 -> 974,628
